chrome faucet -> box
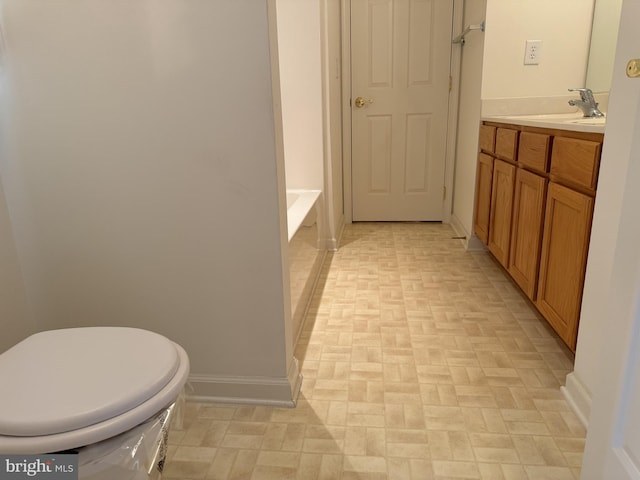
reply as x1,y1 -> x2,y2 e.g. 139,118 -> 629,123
568,88 -> 604,117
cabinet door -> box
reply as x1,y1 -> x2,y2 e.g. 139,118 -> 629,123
536,183 -> 594,350
488,159 -> 516,267
473,153 -> 494,244
508,169 -> 547,300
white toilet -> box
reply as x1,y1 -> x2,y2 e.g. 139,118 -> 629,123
0,327 -> 190,455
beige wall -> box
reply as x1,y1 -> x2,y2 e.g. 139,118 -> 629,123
586,0 -> 623,93
482,0 -> 593,99
0,0 -> 298,404
0,182 -> 33,353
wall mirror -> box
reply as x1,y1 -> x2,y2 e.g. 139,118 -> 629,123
585,0 -> 623,92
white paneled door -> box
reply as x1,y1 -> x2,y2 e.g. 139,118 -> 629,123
351,0 -> 453,221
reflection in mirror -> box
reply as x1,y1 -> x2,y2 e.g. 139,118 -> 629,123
586,0 -> 623,93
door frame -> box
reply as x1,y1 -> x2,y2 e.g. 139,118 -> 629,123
340,0 -> 464,224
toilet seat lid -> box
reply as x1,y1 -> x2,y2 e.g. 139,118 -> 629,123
0,327 -> 181,437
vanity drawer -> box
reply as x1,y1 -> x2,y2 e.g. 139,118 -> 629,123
550,137 -> 601,193
518,132 -> 551,173
479,124 -> 496,153
495,128 -> 519,163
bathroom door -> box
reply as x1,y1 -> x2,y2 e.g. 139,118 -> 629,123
350,0 -> 453,221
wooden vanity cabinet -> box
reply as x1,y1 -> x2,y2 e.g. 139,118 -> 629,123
474,121 -> 603,351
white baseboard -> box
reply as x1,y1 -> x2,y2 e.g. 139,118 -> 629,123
321,214 -> 344,251
293,248 -> 327,344
447,214 -> 464,237
335,215 -> 345,250
561,371 -> 592,429
448,214 -> 486,252
187,357 -> 302,408
320,237 -> 338,251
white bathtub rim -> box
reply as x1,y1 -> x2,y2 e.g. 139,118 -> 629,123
286,189 -> 321,242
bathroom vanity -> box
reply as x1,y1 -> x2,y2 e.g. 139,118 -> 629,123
473,115 -> 605,351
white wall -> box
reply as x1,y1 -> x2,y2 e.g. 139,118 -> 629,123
321,0 -> 344,248
0,0 -> 299,404
450,0 -> 486,244
0,182 -> 33,353
482,0 -> 593,99
277,0 -> 324,191
276,0 -> 343,248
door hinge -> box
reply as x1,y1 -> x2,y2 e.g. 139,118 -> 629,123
449,75 -> 453,92
443,185 -> 447,200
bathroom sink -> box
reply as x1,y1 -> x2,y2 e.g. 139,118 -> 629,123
485,112 -> 606,132
502,112 -> 605,123
566,116 -> 606,125
504,113 -> 583,121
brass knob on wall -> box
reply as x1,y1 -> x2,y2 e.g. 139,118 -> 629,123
627,59 -> 640,78
354,96 -> 374,108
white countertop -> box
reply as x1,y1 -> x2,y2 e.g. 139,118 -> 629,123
482,112 -> 606,134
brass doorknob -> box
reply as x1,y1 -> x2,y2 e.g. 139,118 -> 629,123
354,96 -> 374,108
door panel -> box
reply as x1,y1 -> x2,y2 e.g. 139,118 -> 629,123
369,1 -> 393,87
351,0 -> 453,221
405,114 -> 433,192
408,1 -> 434,84
369,115 -> 392,192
